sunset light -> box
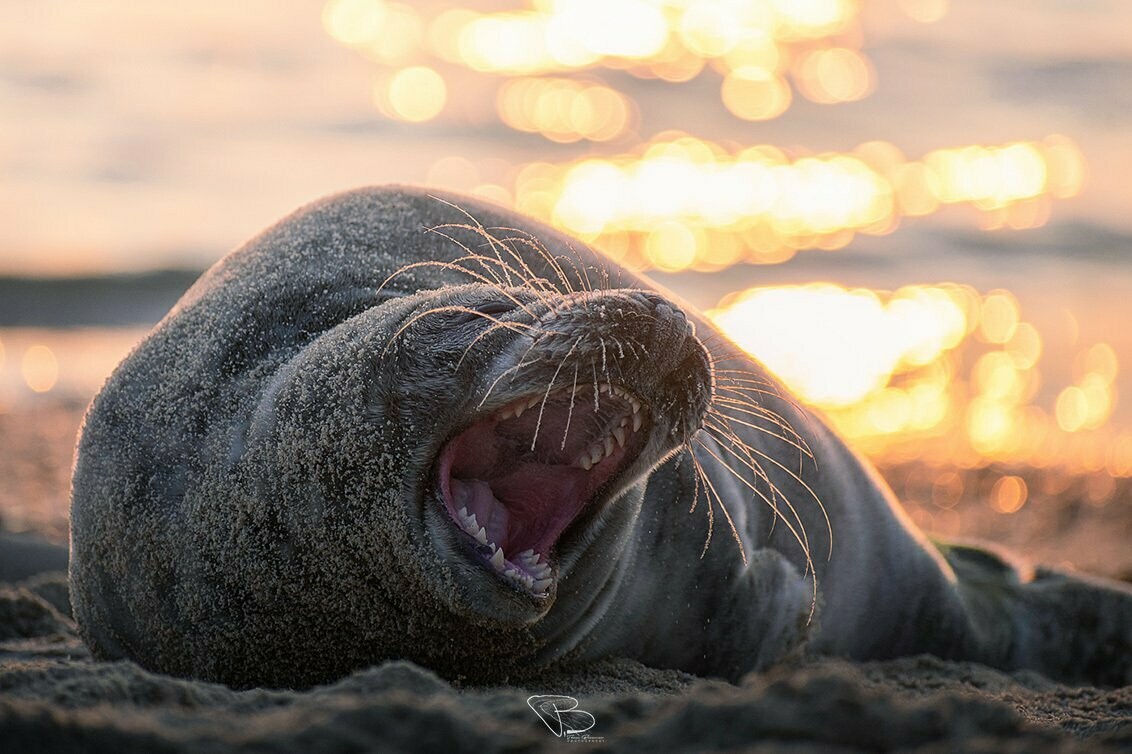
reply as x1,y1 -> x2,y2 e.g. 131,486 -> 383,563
321,0 -> 911,129
707,283 -> 1128,480
502,134 -> 1083,271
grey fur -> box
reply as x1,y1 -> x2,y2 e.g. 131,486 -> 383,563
69,186 -> 1131,688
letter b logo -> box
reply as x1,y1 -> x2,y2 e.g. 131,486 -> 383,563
527,695 -> 596,737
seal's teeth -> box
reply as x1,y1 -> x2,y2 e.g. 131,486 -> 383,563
532,562 -> 550,579
588,444 -> 604,466
578,454 -> 593,470
612,426 -> 627,448
458,507 -> 469,518
603,436 -> 614,457
532,578 -> 552,593
526,396 -> 541,409
632,411 -> 643,432
631,399 -> 641,414
619,416 -> 629,428
490,547 -> 506,570
465,513 -> 479,531
513,402 -> 527,419
496,407 -> 515,421
475,527 -> 488,545
518,549 -> 535,561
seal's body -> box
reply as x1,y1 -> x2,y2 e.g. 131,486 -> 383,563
70,187 -> 1130,688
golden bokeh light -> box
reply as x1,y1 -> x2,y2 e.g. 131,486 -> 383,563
977,290 -> 1020,344
1079,342 -> 1118,384
325,0 -> 900,127
794,47 -> 874,104
21,344 -> 58,393
721,67 -> 792,121
990,475 -> 1028,514
708,283 -> 968,407
924,143 -> 1049,210
706,283 -> 1128,475
496,78 -> 633,142
323,0 -> 387,47
378,66 -> 447,122
504,135 -> 1080,272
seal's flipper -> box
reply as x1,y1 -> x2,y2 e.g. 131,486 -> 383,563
943,541 -> 1132,686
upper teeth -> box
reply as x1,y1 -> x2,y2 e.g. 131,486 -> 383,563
491,384 -> 645,470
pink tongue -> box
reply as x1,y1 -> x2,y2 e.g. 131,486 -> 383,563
451,478 -> 510,545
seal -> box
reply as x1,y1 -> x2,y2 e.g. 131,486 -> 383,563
69,186 -> 1131,688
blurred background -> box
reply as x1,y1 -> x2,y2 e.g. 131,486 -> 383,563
1,0 -> 1129,577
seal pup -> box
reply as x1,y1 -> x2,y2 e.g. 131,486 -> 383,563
70,186 -> 1131,688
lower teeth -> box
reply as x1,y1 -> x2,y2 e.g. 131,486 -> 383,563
455,508 -> 551,594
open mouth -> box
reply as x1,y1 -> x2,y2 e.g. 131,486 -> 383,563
437,383 -> 649,597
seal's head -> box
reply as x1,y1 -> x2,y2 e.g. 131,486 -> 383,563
373,283 -> 714,631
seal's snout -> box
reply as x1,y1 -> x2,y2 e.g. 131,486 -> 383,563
428,286 -> 712,608
528,289 -> 713,445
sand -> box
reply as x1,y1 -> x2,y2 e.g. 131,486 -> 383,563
0,565 -> 1129,752
1,401 -> 1130,752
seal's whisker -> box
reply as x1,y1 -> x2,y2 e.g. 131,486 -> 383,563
455,320 -> 535,372
687,448 -> 717,553
713,390 -> 807,439
696,433 -> 815,589
718,426 -> 832,561
711,382 -> 814,457
625,335 -> 651,356
561,362 -> 580,452
710,399 -> 813,457
683,441 -> 703,515
708,408 -> 813,463
427,222 -> 547,290
378,258 -> 541,320
528,231 -> 592,296
382,306 -> 540,359
714,372 -> 811,419
591,361 -> 600,412
428,196 -> 527,290
530,337 -> 579,452
702,416 -> 792,534
709,367 -> 789,393
487,228 -> 577,296
423,227 -> 559,312
478,336 -> 546,409
687,443 -> 747,565
599,338 -> 610,386
697,340 -> 770,365
562,239 -> 595,294
423,226 -> 512,289
702,416 -> 787,543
